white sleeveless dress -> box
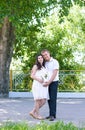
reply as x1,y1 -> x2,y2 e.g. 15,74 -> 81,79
32,67 -> 49,100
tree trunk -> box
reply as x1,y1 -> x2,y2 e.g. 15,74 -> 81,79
0,17 -> 14,97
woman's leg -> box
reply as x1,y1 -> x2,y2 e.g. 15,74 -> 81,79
33,100 -> 44,119
30,99 -> 46,119
39,99 -> 46,108
29,100 -> 39,118
34,100 -> 40,116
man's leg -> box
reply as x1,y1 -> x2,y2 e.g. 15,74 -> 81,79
48,81 -> 58,118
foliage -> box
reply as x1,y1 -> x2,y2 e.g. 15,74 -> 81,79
1,0 -> 84,71
0,1 -> 85,92
17,4 -> 85,71
57,0 -> 85,17
10,4 -> 85,92
0,122 -> 28,130
0,121 -> 84,130
37,5 -> 85,70
59,73 -> 81,92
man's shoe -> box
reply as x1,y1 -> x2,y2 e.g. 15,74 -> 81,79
45,116 -> 50,119
54,116 -> 56,119
49,116 -> 55,121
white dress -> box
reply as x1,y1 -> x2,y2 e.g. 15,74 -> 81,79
32,67 -> 49,100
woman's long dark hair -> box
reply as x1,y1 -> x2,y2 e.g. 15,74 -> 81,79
35,54 -> 45,70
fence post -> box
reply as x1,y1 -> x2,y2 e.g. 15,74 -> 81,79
10,69 -> 12,91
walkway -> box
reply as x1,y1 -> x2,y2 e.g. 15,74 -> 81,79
0,98 -> 85,127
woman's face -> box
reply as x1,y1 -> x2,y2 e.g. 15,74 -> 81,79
37,55 -> 44,64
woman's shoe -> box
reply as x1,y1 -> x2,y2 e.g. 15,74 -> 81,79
36,115 -> 44,120
29,112 -> 36,119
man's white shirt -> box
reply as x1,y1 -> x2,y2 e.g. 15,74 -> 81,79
45,57 -> 59,81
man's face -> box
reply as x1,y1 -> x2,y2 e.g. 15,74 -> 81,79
42,51 -> 50,61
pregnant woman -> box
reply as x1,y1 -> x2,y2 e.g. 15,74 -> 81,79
29,54 -> 49,120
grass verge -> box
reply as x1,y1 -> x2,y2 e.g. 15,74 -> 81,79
0,121 -> 85,130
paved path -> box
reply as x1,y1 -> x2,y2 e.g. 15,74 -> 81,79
0,98 -> 85,127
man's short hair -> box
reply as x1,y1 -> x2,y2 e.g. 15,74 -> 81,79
41,49 -> 50,54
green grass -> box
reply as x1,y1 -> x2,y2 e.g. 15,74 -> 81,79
0,121 -> 85,130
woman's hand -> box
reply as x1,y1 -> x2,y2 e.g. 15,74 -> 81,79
38,78 -> 44,83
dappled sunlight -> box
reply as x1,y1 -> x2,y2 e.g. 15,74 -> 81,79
0,109 -> 8,114
0,99 -> 29,124
58,99 -> 82,104
0,99 -> 22,104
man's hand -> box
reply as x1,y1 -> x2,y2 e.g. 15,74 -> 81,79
43,81 -> 49,87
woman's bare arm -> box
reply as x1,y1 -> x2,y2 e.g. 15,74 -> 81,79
30,65 -> 43,83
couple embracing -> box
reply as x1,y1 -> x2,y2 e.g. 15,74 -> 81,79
29,49 -> 59,121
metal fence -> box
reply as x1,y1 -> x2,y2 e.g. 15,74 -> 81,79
9,70 -> 85,92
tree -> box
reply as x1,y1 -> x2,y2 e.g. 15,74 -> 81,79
12,4 -> 85,92
0,0 -> 59,96
34,5 -> 85,70
0,17 -> 14,96
0,0 -> 85,95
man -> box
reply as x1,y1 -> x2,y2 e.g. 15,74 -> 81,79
41,49 -> 59,121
